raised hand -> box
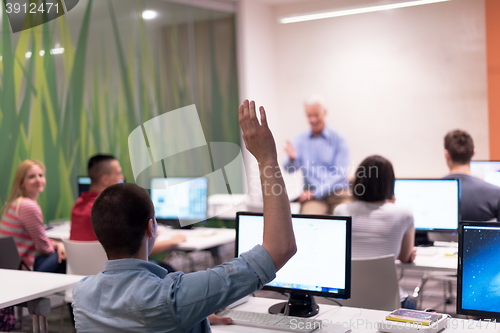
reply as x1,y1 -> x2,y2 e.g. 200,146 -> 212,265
284,140 -> 297,161
238,100 -> 277,165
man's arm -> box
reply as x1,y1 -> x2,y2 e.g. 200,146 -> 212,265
160,101 -> 296,330
239,100 -> 297,270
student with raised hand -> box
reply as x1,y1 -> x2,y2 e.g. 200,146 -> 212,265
0,160 -> 66,272
333,155 -> 416,309
71,100 -> 297,332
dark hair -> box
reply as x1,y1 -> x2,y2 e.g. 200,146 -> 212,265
91,183 -> 154,258
88,154 -> 117,184
353,155 -> 395,202
444,130 -> 474,164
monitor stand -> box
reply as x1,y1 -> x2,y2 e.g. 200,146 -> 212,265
268,293 -> 319,318
415,230 -> 434,247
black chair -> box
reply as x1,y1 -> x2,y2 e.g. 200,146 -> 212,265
0,236 -> 24,270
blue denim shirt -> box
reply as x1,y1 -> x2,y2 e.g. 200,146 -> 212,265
72,245 -> 276,332
284,127 -> 349,199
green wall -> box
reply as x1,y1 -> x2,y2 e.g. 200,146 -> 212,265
0,0 -> 240,222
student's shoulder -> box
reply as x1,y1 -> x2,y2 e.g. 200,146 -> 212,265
451,174 -> 500,193
381,203 -> 413,218
19,197 -> 39,207
333,202 -> 352,215
74,274 -> 95,292
19,198 -> 42,213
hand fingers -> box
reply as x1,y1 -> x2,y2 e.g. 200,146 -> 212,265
238,100 -> 249,133
259,106 -> 268,127
209,315 -> 233,325
249,101 -> 260,126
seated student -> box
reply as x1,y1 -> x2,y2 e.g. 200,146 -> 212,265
442,129 -> 500,221
333,155 -> 416,309
71,100 -> 297,331
0,160 -> 66,273
70,154 -> 186,258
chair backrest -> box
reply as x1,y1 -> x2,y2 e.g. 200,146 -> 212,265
338,254 -> 400,311
0,236 -> 21,270
62,239 -> 107,275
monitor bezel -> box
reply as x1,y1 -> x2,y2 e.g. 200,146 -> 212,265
470,160 -> 500,184
457,221 -> 500,318
236,211 -> 352,300
150,176 -> 209,224
76,176 -> 91,197
470,160 -> 500,164
394,178 -> 461,232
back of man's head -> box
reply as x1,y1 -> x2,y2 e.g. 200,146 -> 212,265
92,183 -> 154,259
444,129 -> 474,165
88,154 -> 117,184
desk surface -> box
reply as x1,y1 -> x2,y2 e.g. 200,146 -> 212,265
0,269 -> 85,308
212,296 -> 500,332
156,226 -> 235,251
397,241 -> 458,272
45,222 -> 235,252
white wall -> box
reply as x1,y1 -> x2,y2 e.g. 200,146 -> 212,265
274,0 -> 488,178
237,0 -> 280,201
238,0 -> 489,196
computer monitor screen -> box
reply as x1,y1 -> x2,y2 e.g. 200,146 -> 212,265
458,221 -> 500,318
77,176 -> 91,197
150,177 -> 208,225
470,161 -> 500,187
236,212 -> 351,317
393,179 -> 460,231
77,176 -> 125,197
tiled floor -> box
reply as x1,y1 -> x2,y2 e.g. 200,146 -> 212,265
19,244 -> 467,332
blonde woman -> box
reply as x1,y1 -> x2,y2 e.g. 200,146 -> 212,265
0,160 -> 66,272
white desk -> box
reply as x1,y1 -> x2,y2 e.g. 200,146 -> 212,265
397,242 -> 458,273
0,269 -> 85,333
211,296 -> 500,332
156,226 -> 235,252
45,222 -> 235,251
45,222 -> 236,265
0,269 -> 85,308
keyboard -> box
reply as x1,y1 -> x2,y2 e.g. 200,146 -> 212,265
217,309 -> 323,333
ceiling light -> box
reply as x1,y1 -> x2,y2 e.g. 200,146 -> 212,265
50,47 -> 64,55
279,0 -> 451,24
142,10 -> 157,20
39,50 -> 45,56
25,52 -> 32,58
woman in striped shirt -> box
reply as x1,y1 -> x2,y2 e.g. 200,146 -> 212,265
334,155 -> 416,309
0,160 -> 66,272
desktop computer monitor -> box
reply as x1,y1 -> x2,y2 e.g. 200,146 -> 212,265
150,177 -> 208,227
394,179 -> 460,245
77,176 -> 91,197
77,176 -> 125,197
458,221 -> 500,318
470,160 -> 500,187
236,212 -> 352,318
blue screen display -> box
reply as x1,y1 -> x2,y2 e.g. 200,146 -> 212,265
461,226 -> 500,313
